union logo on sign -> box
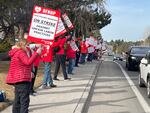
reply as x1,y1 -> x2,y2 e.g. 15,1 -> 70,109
35,6 -> 41,13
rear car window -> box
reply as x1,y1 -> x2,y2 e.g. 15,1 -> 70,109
130,47 -> 150,54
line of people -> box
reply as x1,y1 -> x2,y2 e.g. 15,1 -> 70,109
5,32 -> 106,113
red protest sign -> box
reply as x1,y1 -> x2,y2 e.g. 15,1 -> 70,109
55,18 -> 67,37
62,13 -> 74,29
28,5 -> 60,44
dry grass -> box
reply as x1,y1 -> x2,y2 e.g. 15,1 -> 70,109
0,61 -> 60,111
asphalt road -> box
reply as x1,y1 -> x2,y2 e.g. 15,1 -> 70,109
85,55 -> 149,113
119,58 -> 150,110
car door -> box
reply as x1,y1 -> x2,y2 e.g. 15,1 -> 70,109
143,53 -> 150,82
140,58 -> 145,79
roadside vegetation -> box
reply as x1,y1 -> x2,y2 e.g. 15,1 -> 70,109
108,36 -> 150,55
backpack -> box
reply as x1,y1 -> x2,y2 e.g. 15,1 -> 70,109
53,46 -> 60,53
0,90 -> 6,102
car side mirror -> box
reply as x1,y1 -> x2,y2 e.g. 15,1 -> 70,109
141,58 -> 148,65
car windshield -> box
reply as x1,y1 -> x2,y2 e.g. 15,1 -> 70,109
131,47 -> 150,54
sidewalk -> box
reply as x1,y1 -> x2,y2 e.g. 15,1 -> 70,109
1,61 -> 99,113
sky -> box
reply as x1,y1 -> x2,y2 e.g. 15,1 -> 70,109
101,0 -> 150,42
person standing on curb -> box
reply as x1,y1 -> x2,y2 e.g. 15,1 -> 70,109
24,33 -> 41,95
75,37 -> 81,67
53,35 -> 71,80
6,38 -> 42,113
41,44 -> 57,89
80,40 -> 88,64
66,40 -> 76,75
29,47 -> 41,95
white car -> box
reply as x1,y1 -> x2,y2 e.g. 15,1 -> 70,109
139,52 -> 150,98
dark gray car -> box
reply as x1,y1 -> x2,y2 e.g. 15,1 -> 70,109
125,46 -> 150,70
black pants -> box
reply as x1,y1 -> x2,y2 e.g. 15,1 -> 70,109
30,66 -> 38,93
13,82 -> 30,113
54,54 -> 68,79
75,52 -> 80,66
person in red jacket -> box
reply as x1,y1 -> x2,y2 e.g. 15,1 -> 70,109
41,44 -> 57,89
6,38 -> 42,113
53,36 -> 70,80
80,40 -> 88,64
66,40 -> 76,75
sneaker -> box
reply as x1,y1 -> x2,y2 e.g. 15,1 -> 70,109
50,84 -> 57,88
64,78 -> 71,81
32,90 -> 37,93
30,92 -> 37,96
42,85 -> 50,89
53,78 -> 59,81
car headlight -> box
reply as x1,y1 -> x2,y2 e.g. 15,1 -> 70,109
131,56 -> 136,59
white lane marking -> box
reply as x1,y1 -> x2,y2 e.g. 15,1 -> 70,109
98,76 -> 138,79
115,61 -> 150,113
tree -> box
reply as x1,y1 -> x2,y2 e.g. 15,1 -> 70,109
0,0 -> 111,52
108,39 -> 146,54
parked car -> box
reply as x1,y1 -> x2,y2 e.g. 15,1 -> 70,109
113,54 -> 123,61
139,51 -> 150,98
125,46 -> 150,70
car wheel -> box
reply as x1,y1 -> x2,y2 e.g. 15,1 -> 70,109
128,62 -> 134,71
138,74 -> 145,87
127,64 -> 132,71
147,78 -> 150,98
125,62 -> 127,68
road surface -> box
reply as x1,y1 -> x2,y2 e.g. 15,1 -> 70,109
85,56 -> 148,113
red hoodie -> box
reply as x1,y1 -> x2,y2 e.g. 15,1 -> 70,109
66,43 -> 76,59
6,48 -> 39,84
56,38 -> 67,55
41,45 -> 53,62
80,41 -> 88,54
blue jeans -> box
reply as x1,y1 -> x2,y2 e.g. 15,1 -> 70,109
42,62 -> 53,86
87,53 -> 93,61
80,53 -> 87,64
68,58 -> 75,74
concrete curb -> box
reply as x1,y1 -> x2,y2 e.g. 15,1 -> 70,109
73,61 -> 101,113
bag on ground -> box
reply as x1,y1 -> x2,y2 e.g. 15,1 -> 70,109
0,90 -> 6,102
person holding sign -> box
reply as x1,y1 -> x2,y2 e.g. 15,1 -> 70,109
66,40 -> 77,75
6,37 -> 42,113
41,44 -> 57,89
86,33 -> 96,62
80,40 -> 88,64
75,37 -> 81,67
53,35 -> 70,80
